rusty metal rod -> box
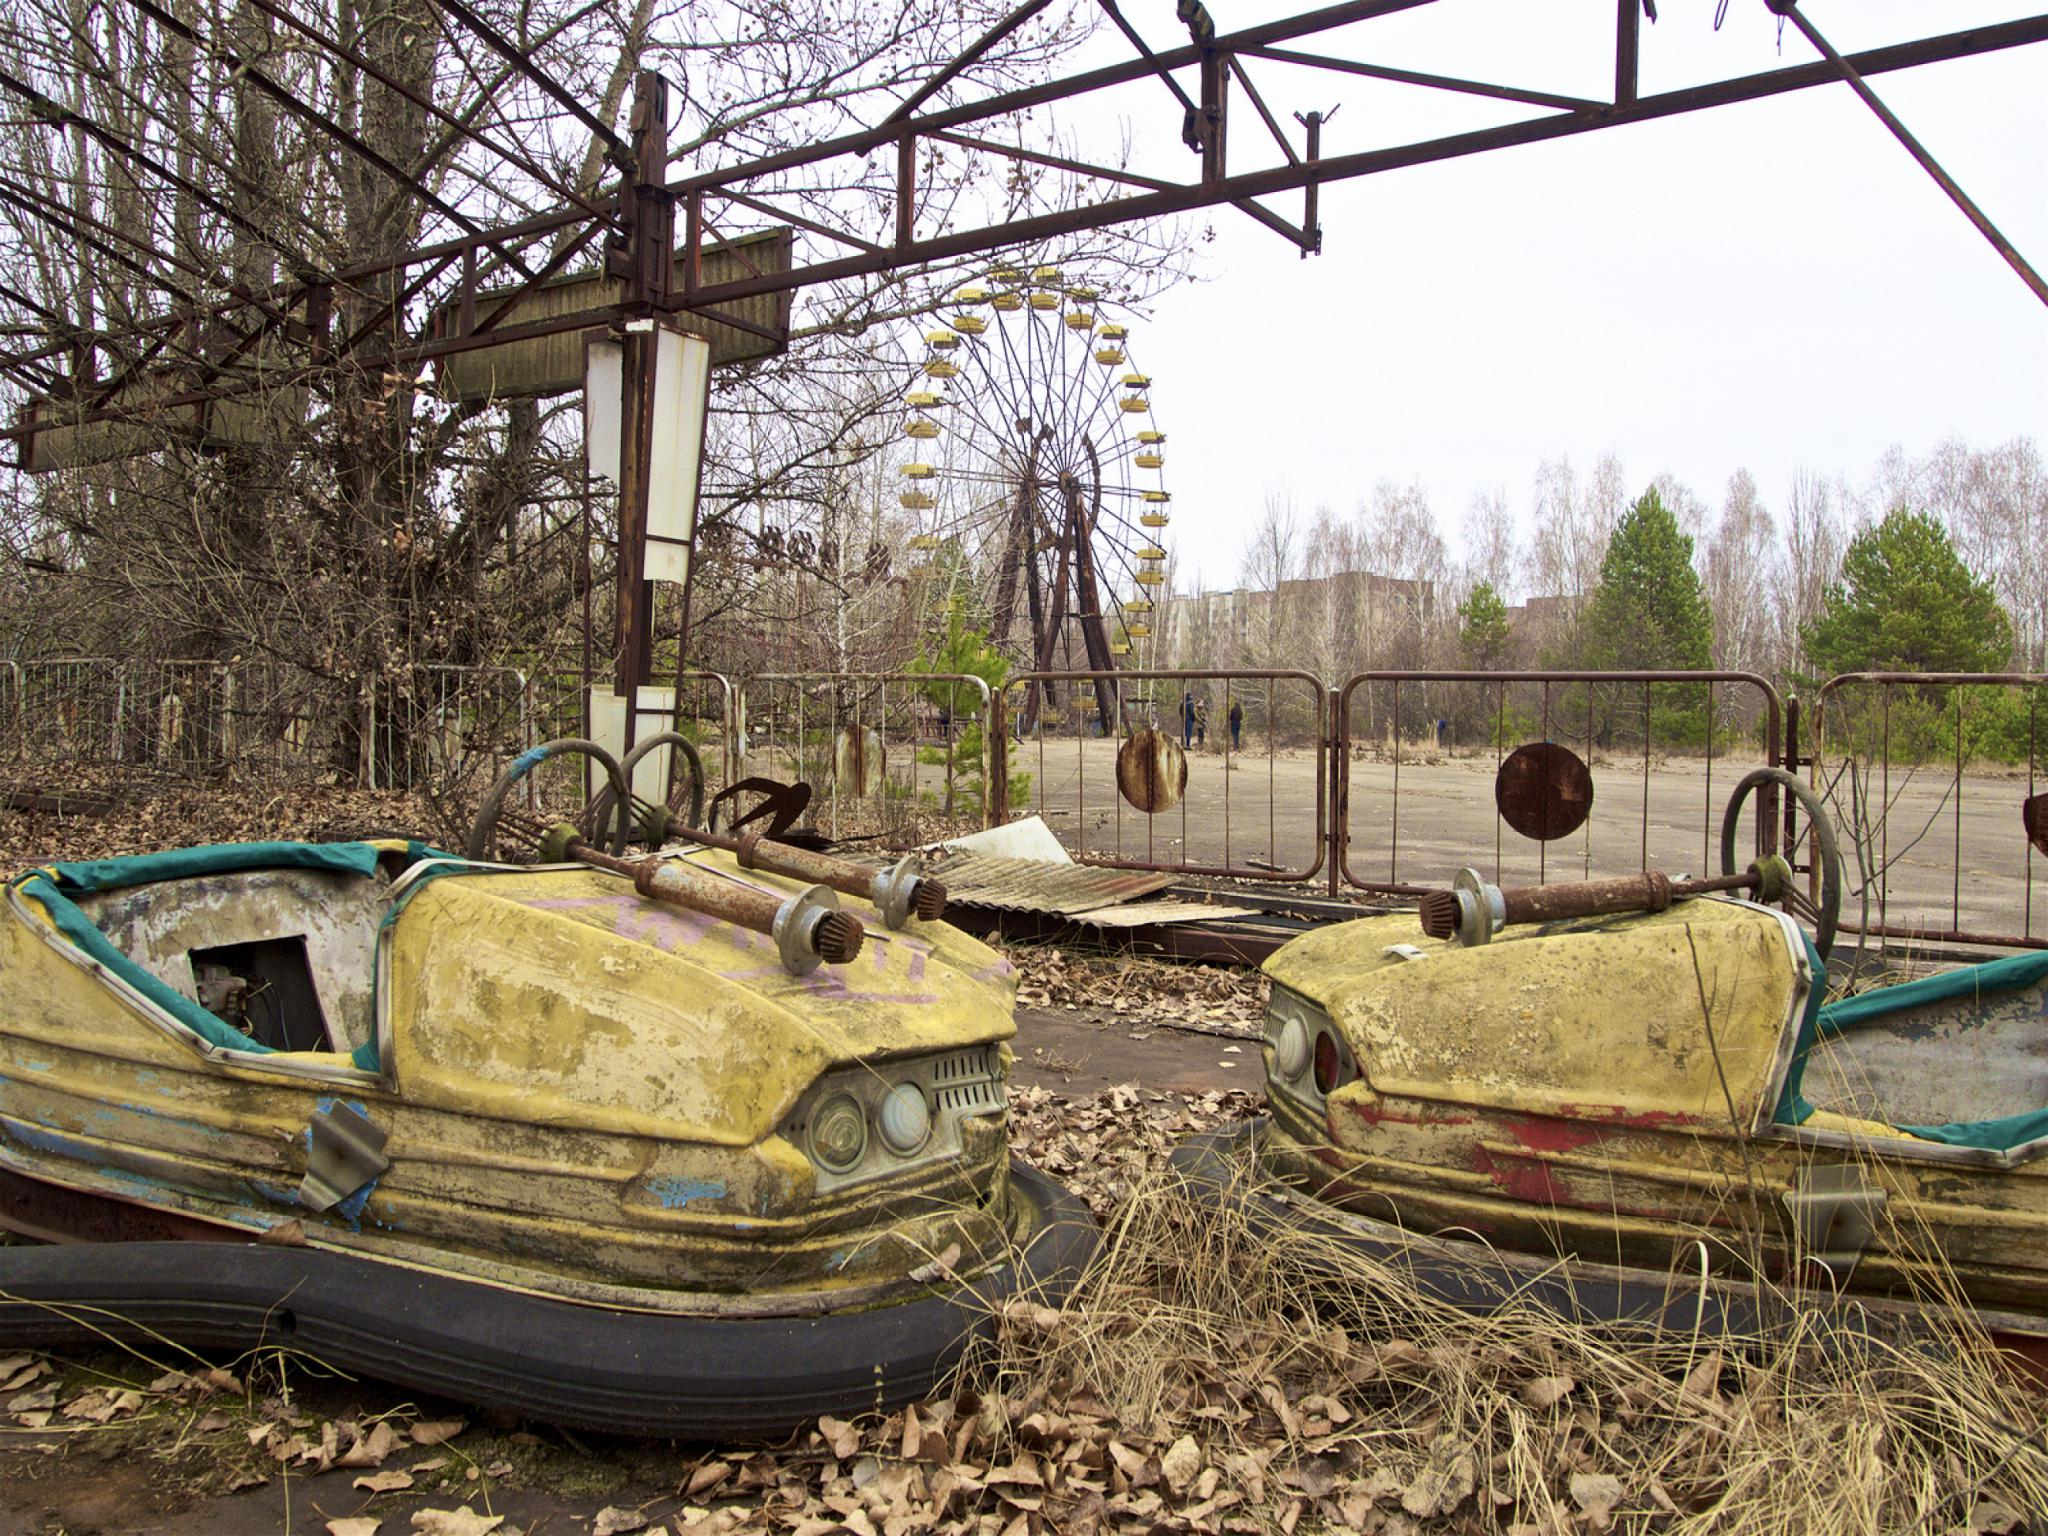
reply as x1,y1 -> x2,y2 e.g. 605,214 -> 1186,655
566,840 -> 865,966
689,828 -> 947,924
1419,868 -> 1760,941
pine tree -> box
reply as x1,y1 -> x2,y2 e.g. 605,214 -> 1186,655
1584,488 -> 1712,671
1457,581 -> 1514,669
1802,508 -> 2013,675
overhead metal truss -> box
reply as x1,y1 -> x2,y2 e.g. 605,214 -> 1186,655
4,0 -> 2045,452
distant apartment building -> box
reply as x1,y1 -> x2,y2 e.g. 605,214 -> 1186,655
1157,570 -> 1441,667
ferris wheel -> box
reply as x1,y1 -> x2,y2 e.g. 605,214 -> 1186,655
897,266 -> 1171,734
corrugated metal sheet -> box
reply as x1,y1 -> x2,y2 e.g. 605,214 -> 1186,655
1072,900 -> 1261,928
431,228 -> 793,402
927,852 -> 1172,916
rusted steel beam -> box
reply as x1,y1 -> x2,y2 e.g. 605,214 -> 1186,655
116,0 -> 528,274
1615,0 -> 1639,108
0,62 -> 324,277
13,9 -> 2048,446
885,0 -> 1057,125
1243,44 -> 1602,112
434,0 -> 629,165
1835,919 -> 2047,954
237,0 -> 615,224
1228,55 -> 1300,166
671,16 -> 2048,308
1780,5 -> 2048,311
927,129 -> 1179,193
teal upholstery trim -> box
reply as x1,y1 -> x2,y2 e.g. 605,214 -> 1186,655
49,842 -> 382,894
13,873 -> 276,1055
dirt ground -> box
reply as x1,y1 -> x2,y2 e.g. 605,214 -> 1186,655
1017,738 -> 2044,942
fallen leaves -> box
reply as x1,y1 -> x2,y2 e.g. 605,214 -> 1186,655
1005,946 -> 1266,1038
408,1511 -> 503,1536
1007,1081 -> 1260,1218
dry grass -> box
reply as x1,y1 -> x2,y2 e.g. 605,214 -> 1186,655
981,1157 -> 2048,1535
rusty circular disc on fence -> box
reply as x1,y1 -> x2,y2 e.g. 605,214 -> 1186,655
1495,741 -> 1594,842
832,726 -> 886,797
2026,792 -> 2048,857
1117,728 -> 1187,815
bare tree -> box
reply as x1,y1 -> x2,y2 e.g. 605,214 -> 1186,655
1775,467 -> 1848,678
1704,467 -> 1778,677
1459,486 -> 1519,601
1526,453 -> 1616,665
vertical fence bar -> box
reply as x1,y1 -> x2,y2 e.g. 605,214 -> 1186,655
1640,678 -> 1651,869
1953,686 -> 1965,935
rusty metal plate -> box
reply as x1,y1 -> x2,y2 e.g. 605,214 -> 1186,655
1116,728 -> 1187,814
2027,792 -> 2048,857
833,726 -> 885,796
1496,742 -> 1594,842
924,852 -> 1173,915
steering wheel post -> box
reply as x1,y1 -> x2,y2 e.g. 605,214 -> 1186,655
1719,767 -> 1843,961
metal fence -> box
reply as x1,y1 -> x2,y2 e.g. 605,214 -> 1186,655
739,672 -> 996,839
8,653 -> 2038,956
1334,670 -> 1785,897
1,657 -> 531,792
1811,672 -> 2046,950
993,669 -> 1329,882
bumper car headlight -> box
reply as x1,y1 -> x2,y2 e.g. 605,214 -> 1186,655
1266,986 -> 1352,1105
811,1093 -> 869,1172
877,1082 -> 932,1154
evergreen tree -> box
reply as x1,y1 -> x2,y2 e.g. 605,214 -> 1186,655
1584,488 -> 1713,671
1456,581 -> 1514,669
1802,507 -> 2014,675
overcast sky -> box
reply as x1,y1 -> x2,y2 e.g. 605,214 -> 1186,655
1045,1 -> 2048,594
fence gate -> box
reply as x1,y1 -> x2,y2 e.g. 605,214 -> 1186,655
738,672 -> 996,840
993,668 -> 1328,882
1334,670 -> 1786,898
1811,671 -> 2047,951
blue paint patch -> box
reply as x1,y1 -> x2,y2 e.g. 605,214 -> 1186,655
250,1180 -> 300,1207
645,1176 -> 726,1210
332,1177 -> 379,1230
510,745 -> 551,774
2,1119 -> 101,1161
18,1060 -> 54,1074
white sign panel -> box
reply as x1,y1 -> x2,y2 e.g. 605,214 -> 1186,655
583,336 -> 623,484
588,685 -> 681,805
646,325 -> 710,587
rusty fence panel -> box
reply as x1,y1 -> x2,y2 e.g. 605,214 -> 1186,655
741,673 -> 996,840
15,658 -> 125,763
994,669 -> 1328,882
12,657 -> 239,768
1335,671 -> 1784,897
361,665 -> 531,796
1812,672 -> 2047,951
